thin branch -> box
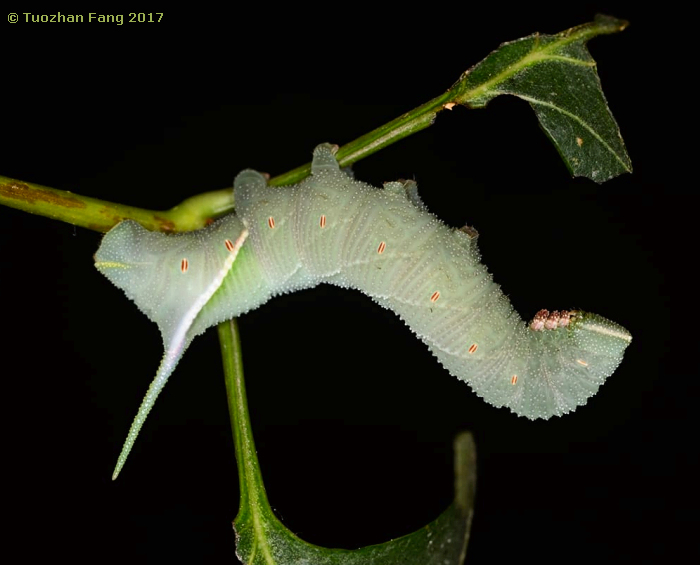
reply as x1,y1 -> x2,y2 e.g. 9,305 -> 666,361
218,319 -> 273,522
0,15 -> 626,234
0,85 -> 450,233
0,175 -> 232,234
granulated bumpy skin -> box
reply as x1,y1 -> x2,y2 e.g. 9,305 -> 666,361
96,143 -> 632,478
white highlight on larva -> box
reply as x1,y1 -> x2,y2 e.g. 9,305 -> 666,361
104,227 -> 249,480
94,143 -> 633,480
578,318 -> 633,343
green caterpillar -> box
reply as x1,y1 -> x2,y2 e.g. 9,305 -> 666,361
96,143 -> 632,479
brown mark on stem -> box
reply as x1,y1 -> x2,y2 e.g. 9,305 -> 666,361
0,181 -> 86,208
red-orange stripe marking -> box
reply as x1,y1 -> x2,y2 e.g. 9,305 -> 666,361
430,291 -> 440,303
468,343 -> 478,354
320,214 -> 326,228
511,375 -> 518,385
181,258 -> 189,273
224,239 -> 234,252
377,241 -> 386,254
267,216 -> 275,229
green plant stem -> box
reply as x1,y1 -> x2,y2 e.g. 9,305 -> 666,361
0,15 -> 627,234
218,319 -> 272,525
0,175 -> 233,233
268,93 -> 453,188
0,87 -> 451,233
0,92 -> 458,234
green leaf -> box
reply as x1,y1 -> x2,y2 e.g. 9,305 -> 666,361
451,14 -> 631,183
218,319 -> 476,565
1,18 -> 631,231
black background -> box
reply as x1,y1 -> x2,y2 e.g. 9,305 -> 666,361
1,4 -> 689,564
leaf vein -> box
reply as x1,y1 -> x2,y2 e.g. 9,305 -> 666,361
514,93 -> 630,170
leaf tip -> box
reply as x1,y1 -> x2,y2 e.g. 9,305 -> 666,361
593,13 -> 630,34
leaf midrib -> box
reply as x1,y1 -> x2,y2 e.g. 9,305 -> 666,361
463,31 -> 599,103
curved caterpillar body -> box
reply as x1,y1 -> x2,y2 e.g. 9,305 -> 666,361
96,144 -> 632,478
